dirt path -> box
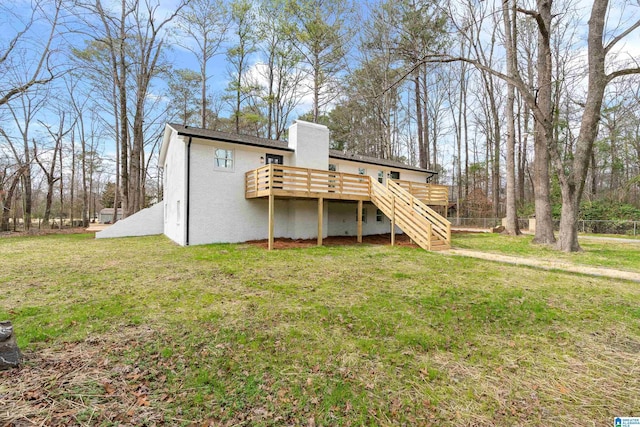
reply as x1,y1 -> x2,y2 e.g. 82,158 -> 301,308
578,235 -> 640,244
445,248 -> 640,283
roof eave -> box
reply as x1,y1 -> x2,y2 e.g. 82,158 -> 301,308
328,153 -> 437,175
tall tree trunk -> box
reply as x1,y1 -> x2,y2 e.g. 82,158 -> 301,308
201,37 -> 208,128
502,0 -> 520,235
554,0 -> 609,252
590,151 -> 597,197
422,65 -> 431,170
1,169 -> 23,232
414,72 -> 426,169
531,0 -> 556,244
118,0 -> 129,219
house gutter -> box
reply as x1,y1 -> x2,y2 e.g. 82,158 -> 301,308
186,137 -> 192,246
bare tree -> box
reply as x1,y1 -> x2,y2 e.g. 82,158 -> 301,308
502,0 -> 520,235
0,91 -> 48,230
78,0 -> 186,216
0,0 -> 62,107
551,0 -> 640,251
34,110 -> 75,226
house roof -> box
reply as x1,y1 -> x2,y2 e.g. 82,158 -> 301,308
163,123 -> 437,176
168,123 -> 293,152
99,208 -> 123,215
329,150 -> 436,175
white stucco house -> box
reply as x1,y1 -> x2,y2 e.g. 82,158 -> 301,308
97,121 -> 451,250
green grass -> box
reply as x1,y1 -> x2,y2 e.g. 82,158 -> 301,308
453,232 -> 640,273
1,233 -> 639,425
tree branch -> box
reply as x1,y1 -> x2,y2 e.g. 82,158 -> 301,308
516,7 -> 549,41
604,18 -> 640,55
607,66 -> 640,83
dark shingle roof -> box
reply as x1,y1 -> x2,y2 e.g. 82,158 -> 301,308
329,150 -> 436,174
168,123 -> 436,175
168,123 -> 292,151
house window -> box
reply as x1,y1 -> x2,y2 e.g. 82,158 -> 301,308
376,209 -> 384,222
328,164 -> 337,190
378,170 -> 384,183
390,171 -> 400,180
358,167 -> 366,182
357,207 -> 367,223
214,148 -> 234,170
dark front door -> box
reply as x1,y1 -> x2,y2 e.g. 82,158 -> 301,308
266,153 -> 283,165
266,154 -> 284,189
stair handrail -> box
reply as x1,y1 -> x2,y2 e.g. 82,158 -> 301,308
386,179 -> 451,244
370,179 -> 434,251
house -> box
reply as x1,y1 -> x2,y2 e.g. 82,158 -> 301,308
99,208 -> 123,224
97,120 -> 451,250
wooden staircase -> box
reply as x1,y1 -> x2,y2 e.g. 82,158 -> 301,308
370,179 -> 451,251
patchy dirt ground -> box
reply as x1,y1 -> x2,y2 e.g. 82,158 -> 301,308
0,327 -> 171,427
0,228 -> 90,239
246,233 -> 420,249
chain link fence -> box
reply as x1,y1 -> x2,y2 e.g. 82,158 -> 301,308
565,220 -> 639,236
449,217 -> 640,236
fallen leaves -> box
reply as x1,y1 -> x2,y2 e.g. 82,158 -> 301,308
102,380 -> 116,395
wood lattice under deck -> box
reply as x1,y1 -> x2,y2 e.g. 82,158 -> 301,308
245,164 -> 451,251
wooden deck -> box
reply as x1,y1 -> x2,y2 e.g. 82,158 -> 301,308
245,165 -> 448,205
245,165 -> 451,251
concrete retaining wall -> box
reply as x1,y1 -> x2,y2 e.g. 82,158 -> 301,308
96,203 -> 164,239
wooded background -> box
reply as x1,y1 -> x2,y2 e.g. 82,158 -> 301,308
1,0 -> 639,251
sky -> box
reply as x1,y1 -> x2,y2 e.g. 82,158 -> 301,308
2,0 -> 640,187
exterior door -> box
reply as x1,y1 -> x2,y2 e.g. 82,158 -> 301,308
266,154 -> 284,189
266,153 -> 283,165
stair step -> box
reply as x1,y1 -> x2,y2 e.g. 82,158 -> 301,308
371,179 -> 451,252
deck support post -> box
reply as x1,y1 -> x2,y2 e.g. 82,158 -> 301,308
268,194 -> 274,250
390,197 -> 396,246
357,200 -> 363,243
317,197 -> 323,246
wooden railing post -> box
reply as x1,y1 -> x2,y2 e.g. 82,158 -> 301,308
390,196 -> 396,246
357,200 -> 363,243
254,169 -> 258,192
268,193 -> 275,251
317,197 -> 323,246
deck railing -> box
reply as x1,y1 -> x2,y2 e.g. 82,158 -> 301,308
393,179 -> 448,206
387,180 -> 451,244
245,164 -> 371,200
246,164 -> 449,207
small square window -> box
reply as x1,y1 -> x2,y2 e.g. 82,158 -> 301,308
215,148 -> 234,169
390,171 -> 400,180
328,163 -> 337,172
376,209 -> 383,222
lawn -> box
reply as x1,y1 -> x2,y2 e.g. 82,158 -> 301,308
1,233 -> 639,426
453,232 -> 640,273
